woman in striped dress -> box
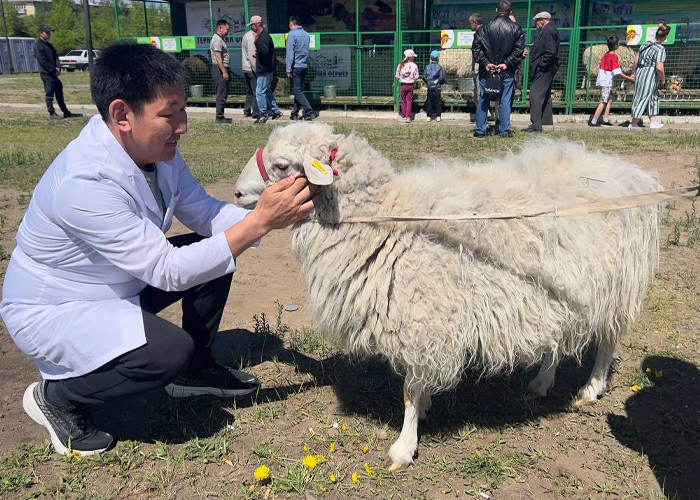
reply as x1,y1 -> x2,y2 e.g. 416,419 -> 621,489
629,23 -> 670,129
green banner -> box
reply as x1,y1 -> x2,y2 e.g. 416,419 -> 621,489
136,37 -> 150,44
271,33 -> 321,50
181,37 -> 196,50
625,24 -> 676,45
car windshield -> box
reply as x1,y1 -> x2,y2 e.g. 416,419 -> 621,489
66,51 -> 82,56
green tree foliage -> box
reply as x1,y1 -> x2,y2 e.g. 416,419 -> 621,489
1,0 -> 37,37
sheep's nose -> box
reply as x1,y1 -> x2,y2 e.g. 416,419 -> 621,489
234,191 -> 243,198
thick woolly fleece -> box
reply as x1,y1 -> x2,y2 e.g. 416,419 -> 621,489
234,122 -> 660,395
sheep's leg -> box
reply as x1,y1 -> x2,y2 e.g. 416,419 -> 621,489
573,331 -> 621,407
388,382 -> 423,471
417,391 -> 432,421
525,351 -> 558,399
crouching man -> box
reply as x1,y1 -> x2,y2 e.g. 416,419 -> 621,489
0,43 -> 315,456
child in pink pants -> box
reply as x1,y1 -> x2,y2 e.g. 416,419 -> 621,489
396,49 -> 419,122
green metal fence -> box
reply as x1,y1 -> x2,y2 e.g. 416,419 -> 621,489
117,0 -> 700,113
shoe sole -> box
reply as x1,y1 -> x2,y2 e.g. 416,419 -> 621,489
23,383 -> 109,457
164,383 -> 258,398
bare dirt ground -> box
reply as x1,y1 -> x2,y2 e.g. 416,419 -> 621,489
1,151 -> 699,500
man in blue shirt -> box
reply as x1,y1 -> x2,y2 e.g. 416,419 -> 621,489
286,16 -> 317,121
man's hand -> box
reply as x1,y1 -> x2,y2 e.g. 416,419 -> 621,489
55,68 -> 61,76
252,176 -> 317,232
497,63 -> 507,72
523,48 -> 530,57
252,51 -> 257,58
485,63 -> 497,72
223,69 -> 230,81
287,72 -> 292,79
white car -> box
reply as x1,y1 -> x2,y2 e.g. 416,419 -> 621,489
59,50 -> 100,72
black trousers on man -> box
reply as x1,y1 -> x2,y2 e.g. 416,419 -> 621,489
290,67 -> 314,118
424,88 -> 443,119
529,69 -> 555,131
243,71 -> 259,117
44,233 -> 233,408
211,65 -> 230,120
41,74 -> 69,116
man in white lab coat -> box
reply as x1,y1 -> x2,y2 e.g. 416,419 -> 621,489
0,43 -> 315,457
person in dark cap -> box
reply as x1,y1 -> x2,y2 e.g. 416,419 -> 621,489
35,25 -> 82,120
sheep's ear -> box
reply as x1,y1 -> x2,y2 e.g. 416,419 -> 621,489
302,158 -> 334,185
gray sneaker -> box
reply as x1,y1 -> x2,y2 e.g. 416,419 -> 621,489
165,361 -> 260,398
23,382 -> 114,456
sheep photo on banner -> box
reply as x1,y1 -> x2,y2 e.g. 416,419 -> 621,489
233,122 -> 661,471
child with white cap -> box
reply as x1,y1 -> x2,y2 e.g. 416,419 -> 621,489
396,49 -> 419,122
423,50 -> 446,121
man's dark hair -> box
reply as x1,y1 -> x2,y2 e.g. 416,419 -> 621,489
289,15 -> 300,26
215,19 -> 229,28
91,43 -> 190,121
496,0 -> 512,14
606,35 -> 619,51
469,13 -> 482,25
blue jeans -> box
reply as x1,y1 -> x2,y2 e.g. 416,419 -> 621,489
256,71 -> 280,117
475,71 -> 514,135
291,67 -> 313,117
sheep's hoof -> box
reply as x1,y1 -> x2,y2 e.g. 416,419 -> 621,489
389,461 -> 408,472
572,397 -> 595,408
573,385 -> 602,408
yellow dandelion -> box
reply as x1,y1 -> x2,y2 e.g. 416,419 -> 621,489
645,367 -> 652,373
475,450 -> 482,457
314,454 -> 326,463
330,442 -> 337,453
330,474 -> 337,483
362,446 -> 369,454
351,471 -> 359,483
69,450 -> 81,461
303,443 -> 309,452
654,370 -> 663,378
302,455 -> 318,469
341,423 -> 348,432
631,384 -> 642,393
254,464 -> 271,482
364,462 -> 374,475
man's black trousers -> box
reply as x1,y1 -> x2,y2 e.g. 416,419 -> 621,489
211,65 -> 230,120
424,88 -> 443,119
44,233 -> 233,409
41,74 -> 68,116
243,71 -> 259,117
290,67 -> 313,117
529,69 -> 555,130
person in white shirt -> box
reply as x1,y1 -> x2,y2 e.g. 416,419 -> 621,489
0,43 -> 315,457
241,24 -> 259,119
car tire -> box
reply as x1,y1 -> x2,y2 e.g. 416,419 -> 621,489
67,68 -> 75,72
81,64 -> 89,71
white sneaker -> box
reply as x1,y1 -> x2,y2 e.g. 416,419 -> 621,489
628,124 -> 642,130
436,116 -> 442,122
650,122 -> 664,129
427,116 -> 432,121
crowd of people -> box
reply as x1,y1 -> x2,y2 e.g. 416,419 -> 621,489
34,5 -> 670,132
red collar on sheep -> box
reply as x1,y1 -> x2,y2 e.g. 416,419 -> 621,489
255,146 -> 340,186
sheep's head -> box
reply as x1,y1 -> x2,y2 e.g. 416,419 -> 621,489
233,122 -> 341,209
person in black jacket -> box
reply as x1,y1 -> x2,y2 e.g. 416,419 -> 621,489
523,11 -> 559,132
471,0 -> 525,138
35,25 -> 82,120
250,15 -> 282,124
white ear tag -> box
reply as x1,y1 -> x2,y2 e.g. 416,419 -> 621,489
302,158 -> 334,185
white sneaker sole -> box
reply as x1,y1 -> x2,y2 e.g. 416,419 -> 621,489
164,384 -> 258,398
23,382 -> 109,457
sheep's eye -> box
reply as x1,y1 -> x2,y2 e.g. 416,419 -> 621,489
274,161 -> 289,171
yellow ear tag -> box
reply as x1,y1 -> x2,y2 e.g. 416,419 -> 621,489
311,159 -> 328,174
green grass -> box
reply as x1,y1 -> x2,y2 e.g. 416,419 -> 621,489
0,72 -> 93,106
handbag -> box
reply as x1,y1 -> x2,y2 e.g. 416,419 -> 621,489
483,72 -> 504,101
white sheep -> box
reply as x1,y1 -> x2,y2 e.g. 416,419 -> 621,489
233,122 -> 661,470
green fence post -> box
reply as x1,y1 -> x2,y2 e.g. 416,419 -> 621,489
394,0 -> 402,112
565,0 -> 582,114
208,0 -> 214,35
520,0 -> 533,108
114,0 -> 120,38
244,0 -> 249,25
356,0 -> 361,103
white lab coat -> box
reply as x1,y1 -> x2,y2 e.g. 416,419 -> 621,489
0,115 -> 250,380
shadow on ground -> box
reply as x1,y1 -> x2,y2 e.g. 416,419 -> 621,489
94,325 -> 615,459
608,355 -> 700,500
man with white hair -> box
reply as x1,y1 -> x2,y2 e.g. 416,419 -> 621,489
523,11 -> 560,133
